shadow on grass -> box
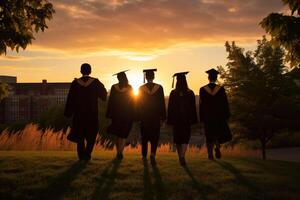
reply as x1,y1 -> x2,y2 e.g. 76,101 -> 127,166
242,157 -> 300,176
39,160 -> 88,200
143,159 -> 154,200
90,158 -> 122,200
215,160 -> 261,193
183,165 -> 215,200
151,163 -> 168,200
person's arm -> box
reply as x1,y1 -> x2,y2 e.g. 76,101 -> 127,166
135,87 -> 143,121
167,91 -> 175,125
159,86 -> 166,121
96,79 -> 107,101
128,85 -> 136,120
199,88 -> 205,123
190,91 -> 198,125
128,85 -> 135,104
106,86 -> 115,119
64,81 -> 76,118
221,87 -> 230,120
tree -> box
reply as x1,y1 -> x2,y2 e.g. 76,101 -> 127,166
0,0 -> 55,54
260,0 -> 300,67
220,37 -> 300,159
0,82 -> 9,100
282,0 -> 300,15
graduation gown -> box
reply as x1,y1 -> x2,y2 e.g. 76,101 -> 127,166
199,83 -> 231,144
167,89 -> 198,144
137,83 -> 166,139
64,76 -> 107,142
106,84 -> 135,138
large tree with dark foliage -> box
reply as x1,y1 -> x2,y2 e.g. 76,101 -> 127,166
220,37 -> 300,159
260,0 -> 300,67
0,0 -> 55,54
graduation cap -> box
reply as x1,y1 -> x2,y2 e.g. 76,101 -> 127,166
113,70 -> 129,76
205,68 -> 219,75
143,68 -> 157,83
172,71 -> 189,88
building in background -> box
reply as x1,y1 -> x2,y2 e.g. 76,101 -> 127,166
0,76 -> 17,84
0,76 -> 70,123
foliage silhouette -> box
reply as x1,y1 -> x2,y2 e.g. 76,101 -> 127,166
220,37 -> 300,159
0,0 -> 55,54
260,0 -> 300,66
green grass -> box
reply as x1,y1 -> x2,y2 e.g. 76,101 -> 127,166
0,151 -> 299,200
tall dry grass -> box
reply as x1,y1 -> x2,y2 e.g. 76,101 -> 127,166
0,124 -> 259,157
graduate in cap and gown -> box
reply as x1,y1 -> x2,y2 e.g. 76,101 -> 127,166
137,69 -> 166,165
199,68 -> 232,160
167,72 -> 197,166
106,70 -> 135,160
64,63 -> 107,161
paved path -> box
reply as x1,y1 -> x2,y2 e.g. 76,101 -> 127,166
267,147 -> 300,162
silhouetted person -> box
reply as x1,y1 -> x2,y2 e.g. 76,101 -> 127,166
199,68 -> 231,160
137,69 -> 166,165
64,63 -> 107,161
106,70 -> 135,160
167,72 -> 197,166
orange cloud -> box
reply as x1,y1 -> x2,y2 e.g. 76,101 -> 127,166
0,56 -> 30,61
34,0 -> 285,52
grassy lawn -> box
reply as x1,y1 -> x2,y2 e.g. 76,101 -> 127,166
0,151 -> 299,200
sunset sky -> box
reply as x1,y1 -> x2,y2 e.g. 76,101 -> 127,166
0,0 -> 287,94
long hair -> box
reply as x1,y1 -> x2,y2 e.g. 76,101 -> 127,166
175,76 -> 188,93
117,73 -> 129,88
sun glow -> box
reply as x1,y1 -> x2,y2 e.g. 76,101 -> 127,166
128,73 -> 143,96
133,88 -> 139,96
131,81 -> 141,96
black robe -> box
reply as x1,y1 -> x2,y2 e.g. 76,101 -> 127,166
199,83 -> 231,144
167,89 -> 198,144
137,83 -> 166,139
106,84 -> 135,138
64,76 -> 107,142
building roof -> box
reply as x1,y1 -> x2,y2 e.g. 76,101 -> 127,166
0,76 -> 17,83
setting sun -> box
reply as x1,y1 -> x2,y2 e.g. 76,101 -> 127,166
128,72 -> 143,96
133,88 -> 139,96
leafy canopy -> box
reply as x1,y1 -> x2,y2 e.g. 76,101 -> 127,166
220,37 -> 300,159
282,0 -> 300,15
0,0 -> 55,54
260,0 -> 300,66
